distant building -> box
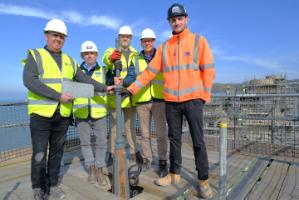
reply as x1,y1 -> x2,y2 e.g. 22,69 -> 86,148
246,74 -> 296,94
204,75 -> 299,148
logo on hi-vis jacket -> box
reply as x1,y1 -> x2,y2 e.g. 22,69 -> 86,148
184,51 -> 190,56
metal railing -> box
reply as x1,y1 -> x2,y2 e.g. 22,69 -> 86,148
0,93 -> 298,162
204,93 -> 299,158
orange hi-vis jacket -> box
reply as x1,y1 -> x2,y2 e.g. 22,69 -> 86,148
128,28 -> 215,103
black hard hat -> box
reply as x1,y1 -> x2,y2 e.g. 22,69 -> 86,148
167,3 -> 188,19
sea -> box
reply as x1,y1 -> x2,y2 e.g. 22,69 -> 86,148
0,101 -> 31,152
0,100 -> 143,152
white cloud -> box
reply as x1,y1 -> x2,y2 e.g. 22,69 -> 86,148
159,30 -> 172,41
211,45 -> 225,55
220,55 -> 282,70
63,11 -> 84,24
88,15 -> 120,30
0,3 -> 57,19
211,42 -> 282,70
0,3 -> 121,30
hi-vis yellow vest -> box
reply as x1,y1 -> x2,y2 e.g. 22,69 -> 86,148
102,46 -> 139,108
73,66 -> 107,119
134,55 -> 164,103
25,48 -> 77,118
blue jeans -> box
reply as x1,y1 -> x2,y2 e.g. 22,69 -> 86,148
30,111 -> 69,189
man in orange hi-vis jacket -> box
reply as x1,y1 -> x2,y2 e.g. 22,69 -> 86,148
126,3 -> 215,199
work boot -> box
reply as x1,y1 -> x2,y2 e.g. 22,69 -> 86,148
155,173 -> 181,186
33,188 -> 46,200
87,165 -> 96,184
158,160 -> 168,177
48,186 -> 65,200
96,167 -> 108,187
198,179 -> 213,199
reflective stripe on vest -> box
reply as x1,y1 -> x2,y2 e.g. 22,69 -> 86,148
134,55 -> 164,103
151,79 -> 163,85
73,103 -> 106,109
27,48 -> 76,118
31,49 -> 76,79
28,99 -> 57,105
150,72 -> 164,99
163,63 -> 200,72
161,35 -> 213,100
134,56 -> 140,75
164,83 -> 203,96
73,67 -> 107,119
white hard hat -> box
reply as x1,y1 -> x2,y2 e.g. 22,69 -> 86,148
81,41 -> 98,53
118,25 -> 132,35
141,28 -> 156,39
44,19 -> 68,36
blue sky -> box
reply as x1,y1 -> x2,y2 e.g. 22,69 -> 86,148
0,0 -> 298,100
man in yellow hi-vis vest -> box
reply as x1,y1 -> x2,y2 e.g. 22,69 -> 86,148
73,41 -> 109,187
134,29 -> 168,177
22,19 -> 114,200
102,25 -> 142,163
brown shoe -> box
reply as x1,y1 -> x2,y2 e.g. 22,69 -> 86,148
96,167 -> 108,187
198,179 -> 213,199
155,173 -> 181,186
87,165 -> 96,183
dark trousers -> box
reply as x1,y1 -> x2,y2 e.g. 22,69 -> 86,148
166,99 -> 209,180
30,111 -> 69,189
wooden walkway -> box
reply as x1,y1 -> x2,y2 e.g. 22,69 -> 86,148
1,142 -> 299,199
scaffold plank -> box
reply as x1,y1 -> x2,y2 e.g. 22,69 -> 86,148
277,164 -> 299,200
245,161 -> 289,199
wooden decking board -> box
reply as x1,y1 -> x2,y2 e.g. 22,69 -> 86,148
137,167 -> 195,199
225,158 -> 255,191
1,180 -> 25,200
277,164 -> 299,200
62,174 -> 117,199
2,190 -> 23,200
0,149 -> 258,200
179,152 -> 258,199
0,174 -> 31,199
209,153 -> 255,187
1,143 -> 299,200
245,161 -> 290,200
0,161 -> 30,183
131,191 -> 165,200
2,180 -> 34,200
227,158 -> 269,200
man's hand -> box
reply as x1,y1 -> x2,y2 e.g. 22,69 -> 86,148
107,85 -> 116,94
110,50 -> 121,63
60,93 -> 73,103
114,77 -> 123,85
120,88 -> 132,98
